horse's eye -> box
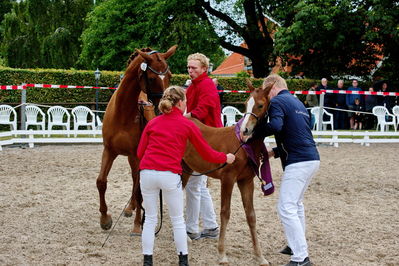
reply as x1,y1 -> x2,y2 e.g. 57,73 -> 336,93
258,105 -> 263,109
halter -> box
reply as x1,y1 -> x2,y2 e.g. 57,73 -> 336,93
140,50 -> 170,103
244,112 -> 259,121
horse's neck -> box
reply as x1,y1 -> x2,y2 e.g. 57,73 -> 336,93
113,71 -> 141,120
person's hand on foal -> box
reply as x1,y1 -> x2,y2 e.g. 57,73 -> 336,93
226,153 -> 236,164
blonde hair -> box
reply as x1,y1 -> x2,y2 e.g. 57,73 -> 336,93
158,86 -> 186,114
187,53 -> 209,69
263,74 -> 288,91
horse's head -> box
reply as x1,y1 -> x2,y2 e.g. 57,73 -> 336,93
240,78 -> 272,142
131,45 -> 177,105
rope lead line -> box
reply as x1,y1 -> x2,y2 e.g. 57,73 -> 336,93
101,196 -> 132,248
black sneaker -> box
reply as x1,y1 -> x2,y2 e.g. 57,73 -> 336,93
285,257 -> 311,266
279,245 -> 293,255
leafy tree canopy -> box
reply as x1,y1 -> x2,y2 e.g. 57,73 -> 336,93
78,0 -> 225,74
1,0 -> 94,69
273,0 -> 380,79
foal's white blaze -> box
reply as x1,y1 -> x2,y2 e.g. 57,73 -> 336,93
240,96 -> 255,134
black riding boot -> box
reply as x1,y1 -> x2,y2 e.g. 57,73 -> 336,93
178,252 -> 189,266
143,254 -> 153,266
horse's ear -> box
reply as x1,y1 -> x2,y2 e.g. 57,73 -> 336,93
162,45 -> 178,60
136,48 -> 152,62
246,78 -> 255,92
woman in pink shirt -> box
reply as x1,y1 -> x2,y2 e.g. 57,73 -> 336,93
137,86 -> 235,266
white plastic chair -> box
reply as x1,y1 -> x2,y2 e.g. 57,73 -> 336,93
25,105 -> 46,133
222,106 -> 244,127
392,106 -> 399,129
47,106 -> 70,136
311,107 -> 334,131
0,104 -> 17,133
71,106 -> 96,136
372,106 -> 396,132
96,115 -> 103,130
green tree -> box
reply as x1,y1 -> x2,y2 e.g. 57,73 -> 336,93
190,0 -> 277,78
153,1 -> 225,73
78,0 -> 225,73
1,0 -> 93,69
0,0 -> 15,42
366,0 -> 399,83
273,0 -> 380,79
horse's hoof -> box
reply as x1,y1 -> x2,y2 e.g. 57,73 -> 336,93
130,232 -> 141,237
219,256 -> 229,265
130,225 -> 142,236
123,210 -> 133,217
258,256 -> 270,265
100,215 -> 113,230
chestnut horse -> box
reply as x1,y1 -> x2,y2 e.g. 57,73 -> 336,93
96,45 -> 177,234
239,76 -> 273,142
182,79 -> 271,266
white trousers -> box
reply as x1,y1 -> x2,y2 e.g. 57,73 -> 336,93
278,160 -> 320,262
140,170 -> 187,255
185,173 -> 218,233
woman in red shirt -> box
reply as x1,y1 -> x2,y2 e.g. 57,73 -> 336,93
137,86 -> 235,266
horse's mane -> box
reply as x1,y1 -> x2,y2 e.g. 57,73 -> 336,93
126,47 -> 154,68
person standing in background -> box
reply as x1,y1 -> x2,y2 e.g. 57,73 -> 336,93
334,80 -> 348,130
304,83 -> 318,128
346,79 -> 363,129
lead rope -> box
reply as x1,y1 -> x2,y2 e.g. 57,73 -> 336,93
183,142 -> 245,176
101,196 -> 132,248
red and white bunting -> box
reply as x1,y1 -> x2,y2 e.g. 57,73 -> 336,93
24,84 -> 117,90
1,83 -> 399,96
0,85 -> 26,90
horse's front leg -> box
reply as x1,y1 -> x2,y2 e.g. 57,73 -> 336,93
96,148 -> 117,230
128,155 -> 142,235
237,178 -> 269,266
218,177 -> 235,265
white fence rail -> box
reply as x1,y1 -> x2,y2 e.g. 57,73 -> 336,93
1,130 -> 399,151
263,131 -> 399,147
0,129 -> 102,151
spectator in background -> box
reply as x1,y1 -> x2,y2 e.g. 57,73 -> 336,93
346,79 -> 363,129
377,82 -> 393,112
213,78 -> 225,108
316,78 -> 335,123
364,87 -> 378,129
304,83 -> 318,128
352,98 -> 364,130
334,80 -> 347,130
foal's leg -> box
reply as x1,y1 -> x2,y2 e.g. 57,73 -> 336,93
127,155 -> 142,235
218,178 -> 235,265
237,178 -> 269,266
96,148 -> 117,230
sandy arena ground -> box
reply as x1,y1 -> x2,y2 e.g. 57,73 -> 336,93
0,143 -> 398,266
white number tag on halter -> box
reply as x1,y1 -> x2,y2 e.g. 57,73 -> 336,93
140,62 -> 147,71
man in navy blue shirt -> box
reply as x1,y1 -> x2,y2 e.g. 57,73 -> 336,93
251,74 -> 320,266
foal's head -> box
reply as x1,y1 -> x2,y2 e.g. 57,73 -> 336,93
240,78 -> 273,142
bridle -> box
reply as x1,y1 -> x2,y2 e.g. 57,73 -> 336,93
243,112 -> 259,121
141,50 -> 170,103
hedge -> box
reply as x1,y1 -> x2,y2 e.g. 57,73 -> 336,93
1,67 -> 371,112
